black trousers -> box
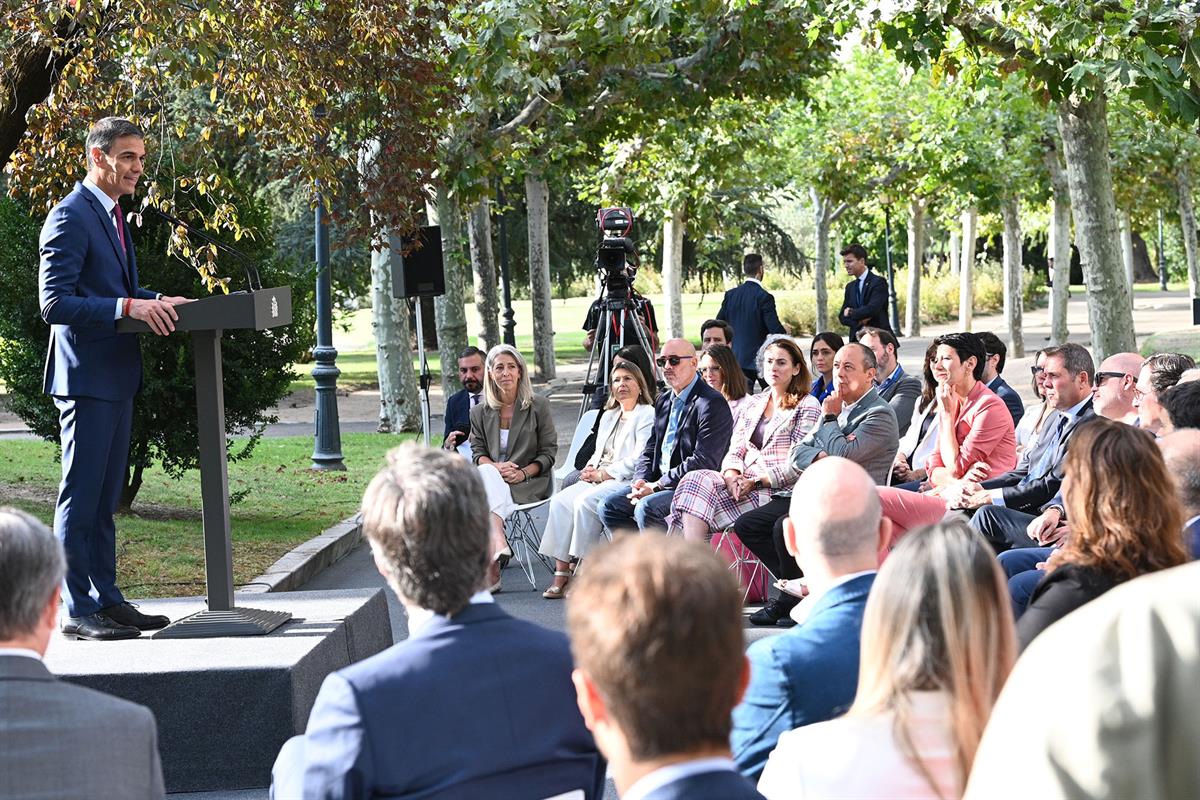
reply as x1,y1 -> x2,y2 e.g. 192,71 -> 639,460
730,496 -> 802,581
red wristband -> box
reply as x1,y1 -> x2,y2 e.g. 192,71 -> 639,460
123,297 -> 133,317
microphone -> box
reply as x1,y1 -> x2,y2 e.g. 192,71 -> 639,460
143,206 -> 263,291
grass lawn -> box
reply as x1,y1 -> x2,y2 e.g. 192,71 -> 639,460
1141,329 -> 1200,360
1,432 -> 413,598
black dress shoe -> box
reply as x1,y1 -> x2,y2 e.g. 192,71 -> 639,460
98,602 -> 170,631
62,614 -> 141,641
748,595 -> 799,627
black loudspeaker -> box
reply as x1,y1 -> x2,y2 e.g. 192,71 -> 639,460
391,225 -> 445,299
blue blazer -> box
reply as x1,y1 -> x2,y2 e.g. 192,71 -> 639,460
635,378 -> 733,490
39,182 -> 156,401
716,281 -> 785,371
640,769 -> 766,800
442,388 -> 471,444
838,271 -> 890,340
988,375 -> 1027,426
732,572 -> 876,781
271,603 -> 605,800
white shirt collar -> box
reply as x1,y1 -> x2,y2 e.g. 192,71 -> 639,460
0,647 -> 43,662
405,589 -> 494,638
986,375 -> 1002,391
744,277 -> 763,286
82,176 -> 118,217
1185,514 -> 1200,529
790,569 -> 876,625
623,758 -> 737,800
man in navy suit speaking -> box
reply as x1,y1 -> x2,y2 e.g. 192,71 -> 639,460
39,117 -> 190,641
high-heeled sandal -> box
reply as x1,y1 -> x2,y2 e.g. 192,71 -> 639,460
496,545 -> 513,569
542,571 -> 572,599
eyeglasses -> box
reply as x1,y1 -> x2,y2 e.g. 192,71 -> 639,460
656,355 -> 696,368
1094,371 -> 1129,387
1030,365 -> 1045,376
698,365 -> 722,374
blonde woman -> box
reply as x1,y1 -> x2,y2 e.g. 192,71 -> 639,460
538,362 -> 655,598
470,345 -> 557,592
758,520 -> 1017,800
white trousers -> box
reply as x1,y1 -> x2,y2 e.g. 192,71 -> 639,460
538,478 -> 621,562
477,463 -> 519,520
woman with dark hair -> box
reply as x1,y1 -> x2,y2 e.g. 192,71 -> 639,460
699,343 -> 750,418
809,332 -> 844,402
669,338 -> 821,542
1017,418 -> 1188,648
1015,349 -> 1054,451
759,521 -> 1016,799
892,342 -> 940,485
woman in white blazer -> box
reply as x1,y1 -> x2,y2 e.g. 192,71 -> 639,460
539,362 -> 655,598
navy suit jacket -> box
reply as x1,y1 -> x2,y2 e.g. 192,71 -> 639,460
837,271 -> 890,339
716,280 -> 785,371
39,182 -> 155,401
640,769 -> 766,800
732,572 -> 875,782
635,378 -> 733,489
988,375 -> 1026,426
982,401 -> 1094,513
271,603 -> 605,800
442,388 -> 471,444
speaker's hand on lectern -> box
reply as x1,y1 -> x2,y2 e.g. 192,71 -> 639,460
128,298 -> 180,335
161,295 -> 194,305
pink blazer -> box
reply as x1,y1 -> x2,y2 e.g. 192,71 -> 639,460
926,380 -> 1017,479
722,390 -> 821,490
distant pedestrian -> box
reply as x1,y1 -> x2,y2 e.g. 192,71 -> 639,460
838,243 -> 891,340
717,254 -> 786,387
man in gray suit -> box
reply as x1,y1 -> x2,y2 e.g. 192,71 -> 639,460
857,326 -> 922,437
0,508 -> 164,800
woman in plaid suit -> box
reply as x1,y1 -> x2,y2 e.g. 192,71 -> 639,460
669,338 -> 822,541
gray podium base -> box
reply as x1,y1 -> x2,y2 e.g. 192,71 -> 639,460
44,589 -> 393,793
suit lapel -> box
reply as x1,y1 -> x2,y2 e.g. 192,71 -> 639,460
79,185 -> 132,289
508,402 -> 529,458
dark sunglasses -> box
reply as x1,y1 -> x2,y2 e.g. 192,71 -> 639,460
656,355 -> 696,368
1029,365 -> 1045,376
1094,371 -> 1129,386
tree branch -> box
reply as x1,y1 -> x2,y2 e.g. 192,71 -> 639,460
489,92 -> 556,137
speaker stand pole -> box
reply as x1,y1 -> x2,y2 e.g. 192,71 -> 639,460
415,298 -> 433,446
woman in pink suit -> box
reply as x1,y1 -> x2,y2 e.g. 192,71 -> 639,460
878,332 -> 1017,543
669,338 -> 821,542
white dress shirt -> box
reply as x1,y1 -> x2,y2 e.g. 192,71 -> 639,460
989,393 -> 1090,506
790,569 -> 876,625
624,757 -> 739,800
404,589 -> 494,638
0,647 -> 42,661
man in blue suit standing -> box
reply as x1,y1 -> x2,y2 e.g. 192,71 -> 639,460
731,456 -> 891,782
837,243 -> 891,340
39,117 -> 189,641
272,443 -> 604,799
716,253 -> 786,387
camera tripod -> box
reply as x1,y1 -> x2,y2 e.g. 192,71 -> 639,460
578,292 -> 659,420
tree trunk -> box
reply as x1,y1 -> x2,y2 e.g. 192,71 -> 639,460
525,173 -> 556,379
811,188 -> 831,333
959,207 -> 977,330
1057,92 -> 1136,360
905,197 -> 925,336
948,228 -> 961,277
661,202 -> 686,339
467,198 -> 500,350
120,438 -> 150,510
1177,164 -> 1200,299
1044,137 -> 1071,345
427,185 -> 469,396
1118,210 -> 1135,296
1001,197 -> 1025,358
371,235 -> 421,432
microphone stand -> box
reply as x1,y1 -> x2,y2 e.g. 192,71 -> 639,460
144,206 -> 263,292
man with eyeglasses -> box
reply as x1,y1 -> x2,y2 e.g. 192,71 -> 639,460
1089,352 -> 1145,425
1135,352 -> 1197,436
598,339 -> 733,535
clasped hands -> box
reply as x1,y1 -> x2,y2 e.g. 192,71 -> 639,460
941,463 -> 992,509
494,461 -> 528,485
722,471 -> 760,502
580,465 -> 609,484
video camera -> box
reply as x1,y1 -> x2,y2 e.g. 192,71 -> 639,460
596,207 -> 639,301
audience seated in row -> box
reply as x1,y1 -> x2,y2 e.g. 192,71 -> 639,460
699,343 -> 751,419
1134,351 -> 1196,435
857,326 -> 922,437
1013,348 -> 1051,450
977,331 -> 1026,427
0,508 -> 165,800
891,341 -> 941,485
758,520 -> 1017,799
272,444 -> 604,798
572,344 -> 659,472
808,332 -> 843,402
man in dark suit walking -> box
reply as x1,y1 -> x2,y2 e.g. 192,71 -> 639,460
837,243 -> 891,340
441,345 -> 486,457
272,444 -> 604,798
39,118 -> 189,641
568,535 -> 765,800
0,508 -> 164,799
716,253 -> 785,386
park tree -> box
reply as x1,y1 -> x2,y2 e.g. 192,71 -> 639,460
876,0 -> 1200,360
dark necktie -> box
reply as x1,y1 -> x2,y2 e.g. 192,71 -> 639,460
113,207 -> 126,252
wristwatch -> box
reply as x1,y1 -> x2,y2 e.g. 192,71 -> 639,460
823,413 -> 838,424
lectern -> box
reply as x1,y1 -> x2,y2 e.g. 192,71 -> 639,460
118,287 -> 294,638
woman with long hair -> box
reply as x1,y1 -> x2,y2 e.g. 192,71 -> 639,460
1014,349 -> 1054,451
892,341 -> 940,485
758,520 -> 1017,799
539,362 -> 655,598
669,338 -> 821,542
1017,418 -> 1188,648
809,332 -> 844,402
470,345 -> 557,592
699,343 -> 750,418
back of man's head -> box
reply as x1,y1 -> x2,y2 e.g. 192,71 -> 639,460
743,253 -> 764,277
1160,429 -> 1200,517
0,508 -> 64,646
361,443 -> 490,615
566,535 -> 745,762
1162,379 -> 1200,431
977,331 -> 1007,375
786,457 -> 885,577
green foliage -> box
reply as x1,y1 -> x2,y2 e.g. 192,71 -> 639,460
0,195 -> 315,507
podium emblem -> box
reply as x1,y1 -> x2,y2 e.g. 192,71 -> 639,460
271,295 -> 279,318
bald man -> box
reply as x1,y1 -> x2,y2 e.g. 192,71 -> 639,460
598,338 -> 734,534
730,457 -> 891,782
1091,351 -> 1145,425
1160,429 -> 1200,558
